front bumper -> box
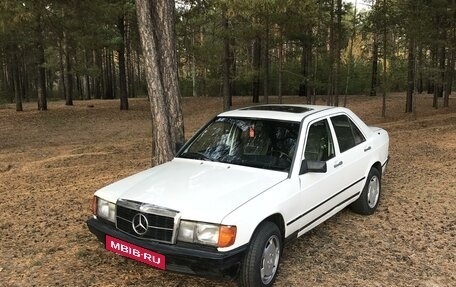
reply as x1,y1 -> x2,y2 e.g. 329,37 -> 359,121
86,217 -> 246,278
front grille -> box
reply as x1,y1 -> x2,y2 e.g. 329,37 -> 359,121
115,199 -> 180,244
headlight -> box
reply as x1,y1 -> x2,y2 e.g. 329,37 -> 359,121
94,197 -> 116,223
177,220 -> 236,248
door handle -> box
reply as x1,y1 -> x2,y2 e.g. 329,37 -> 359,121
334,161 -> 343,168
364,146 -> 372,152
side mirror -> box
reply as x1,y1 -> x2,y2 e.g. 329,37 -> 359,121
300,159 -> 327,174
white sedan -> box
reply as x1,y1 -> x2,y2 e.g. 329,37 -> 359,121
87,104 -> 389,287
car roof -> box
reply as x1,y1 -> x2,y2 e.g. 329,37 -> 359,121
218,104 -> 336,122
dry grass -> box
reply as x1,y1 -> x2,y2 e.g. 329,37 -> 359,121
0,93 -> 455,287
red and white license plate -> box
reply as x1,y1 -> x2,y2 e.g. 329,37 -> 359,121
106,235 -> 166,270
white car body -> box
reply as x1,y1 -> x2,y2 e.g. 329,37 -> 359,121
88,104 -> 389,284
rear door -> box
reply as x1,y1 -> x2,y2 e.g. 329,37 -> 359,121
329,114 -> 371,199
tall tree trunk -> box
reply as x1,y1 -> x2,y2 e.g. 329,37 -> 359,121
252,36 -> 261,103
118,15 -> 129,110
278,29 -> 283,104
58,36 -> 69,104
435,2 -> 449,108
136,49 -> 142,93
104,49 -> 114,99
155,0 -> 185,144
345,0 -> 357,107
1,59 -> 9,102
428,46 -> 437,94
327,0 -> 335,105
76,74 -> 83,100
334,0 -> 342,106
382,0 -> 388,117
84,50 -> 91,100
124,14 -> 135,99
191,31 -> 197,97
299,42 -> 307,97
129,50 -> 136,98
229,38 -> 236,101
438,43 -> 446,99
13,51 -> 23,111
20,58 -> 28,102
37,40 -> 47,110
222,7 -> 231,111
111,51 -> 117,99
2,58 -> 13,103
299,32 -> 312,103
433,46 -> 443,108
434,25 -> 446,108
305,40 -> 313,105
370,33 -> 379,97
94,49 -> 105,99
46,68 -> 53,98
417,47 -> 424,94
370,0 -> 379,97
313,0 -> 323,105
93,50 -> 102,99
135,0 -> 185,166
444,49 -> 454,107
65,42 -> 73,105
406,37 -> 415,113
263,17 -> 269,104
312,51 -> 318,105
444,23 -> 455,107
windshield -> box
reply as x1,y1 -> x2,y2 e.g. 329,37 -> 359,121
178,117 -> 300,172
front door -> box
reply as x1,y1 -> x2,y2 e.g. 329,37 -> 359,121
287,118 -> 345,235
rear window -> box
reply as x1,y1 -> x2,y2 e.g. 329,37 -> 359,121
331,115 -> 365,153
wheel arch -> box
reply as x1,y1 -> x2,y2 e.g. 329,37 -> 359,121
249,213 -> 286,245
371,161 -> 382,179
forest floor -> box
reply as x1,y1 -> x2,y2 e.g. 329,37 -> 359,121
0,93 -> 455,287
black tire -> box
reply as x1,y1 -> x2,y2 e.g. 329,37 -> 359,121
350,167 -> 381,215
239,222 -> 282,287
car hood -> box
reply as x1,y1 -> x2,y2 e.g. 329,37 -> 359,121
95,158 -> 287,223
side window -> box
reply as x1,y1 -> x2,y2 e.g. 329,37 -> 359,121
331,115 -> 366,153
304,120 -> 335,161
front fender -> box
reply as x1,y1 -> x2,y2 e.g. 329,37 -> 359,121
218,178 -> 298,252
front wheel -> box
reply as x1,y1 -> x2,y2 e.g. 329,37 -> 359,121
239,222 -> 282,287
350,167 -> 381,215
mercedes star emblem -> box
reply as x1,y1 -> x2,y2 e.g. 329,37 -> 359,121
132,213 -> 148,235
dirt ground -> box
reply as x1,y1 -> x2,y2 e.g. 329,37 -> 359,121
0,94 -> 455,287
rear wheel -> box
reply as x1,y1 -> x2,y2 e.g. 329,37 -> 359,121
239,222 -> 282,287
350,167 -> 381,215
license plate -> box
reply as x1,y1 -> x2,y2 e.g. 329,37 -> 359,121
105,235 -> 166,270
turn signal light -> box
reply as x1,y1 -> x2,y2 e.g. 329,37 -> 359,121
218,226 -> 237,248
